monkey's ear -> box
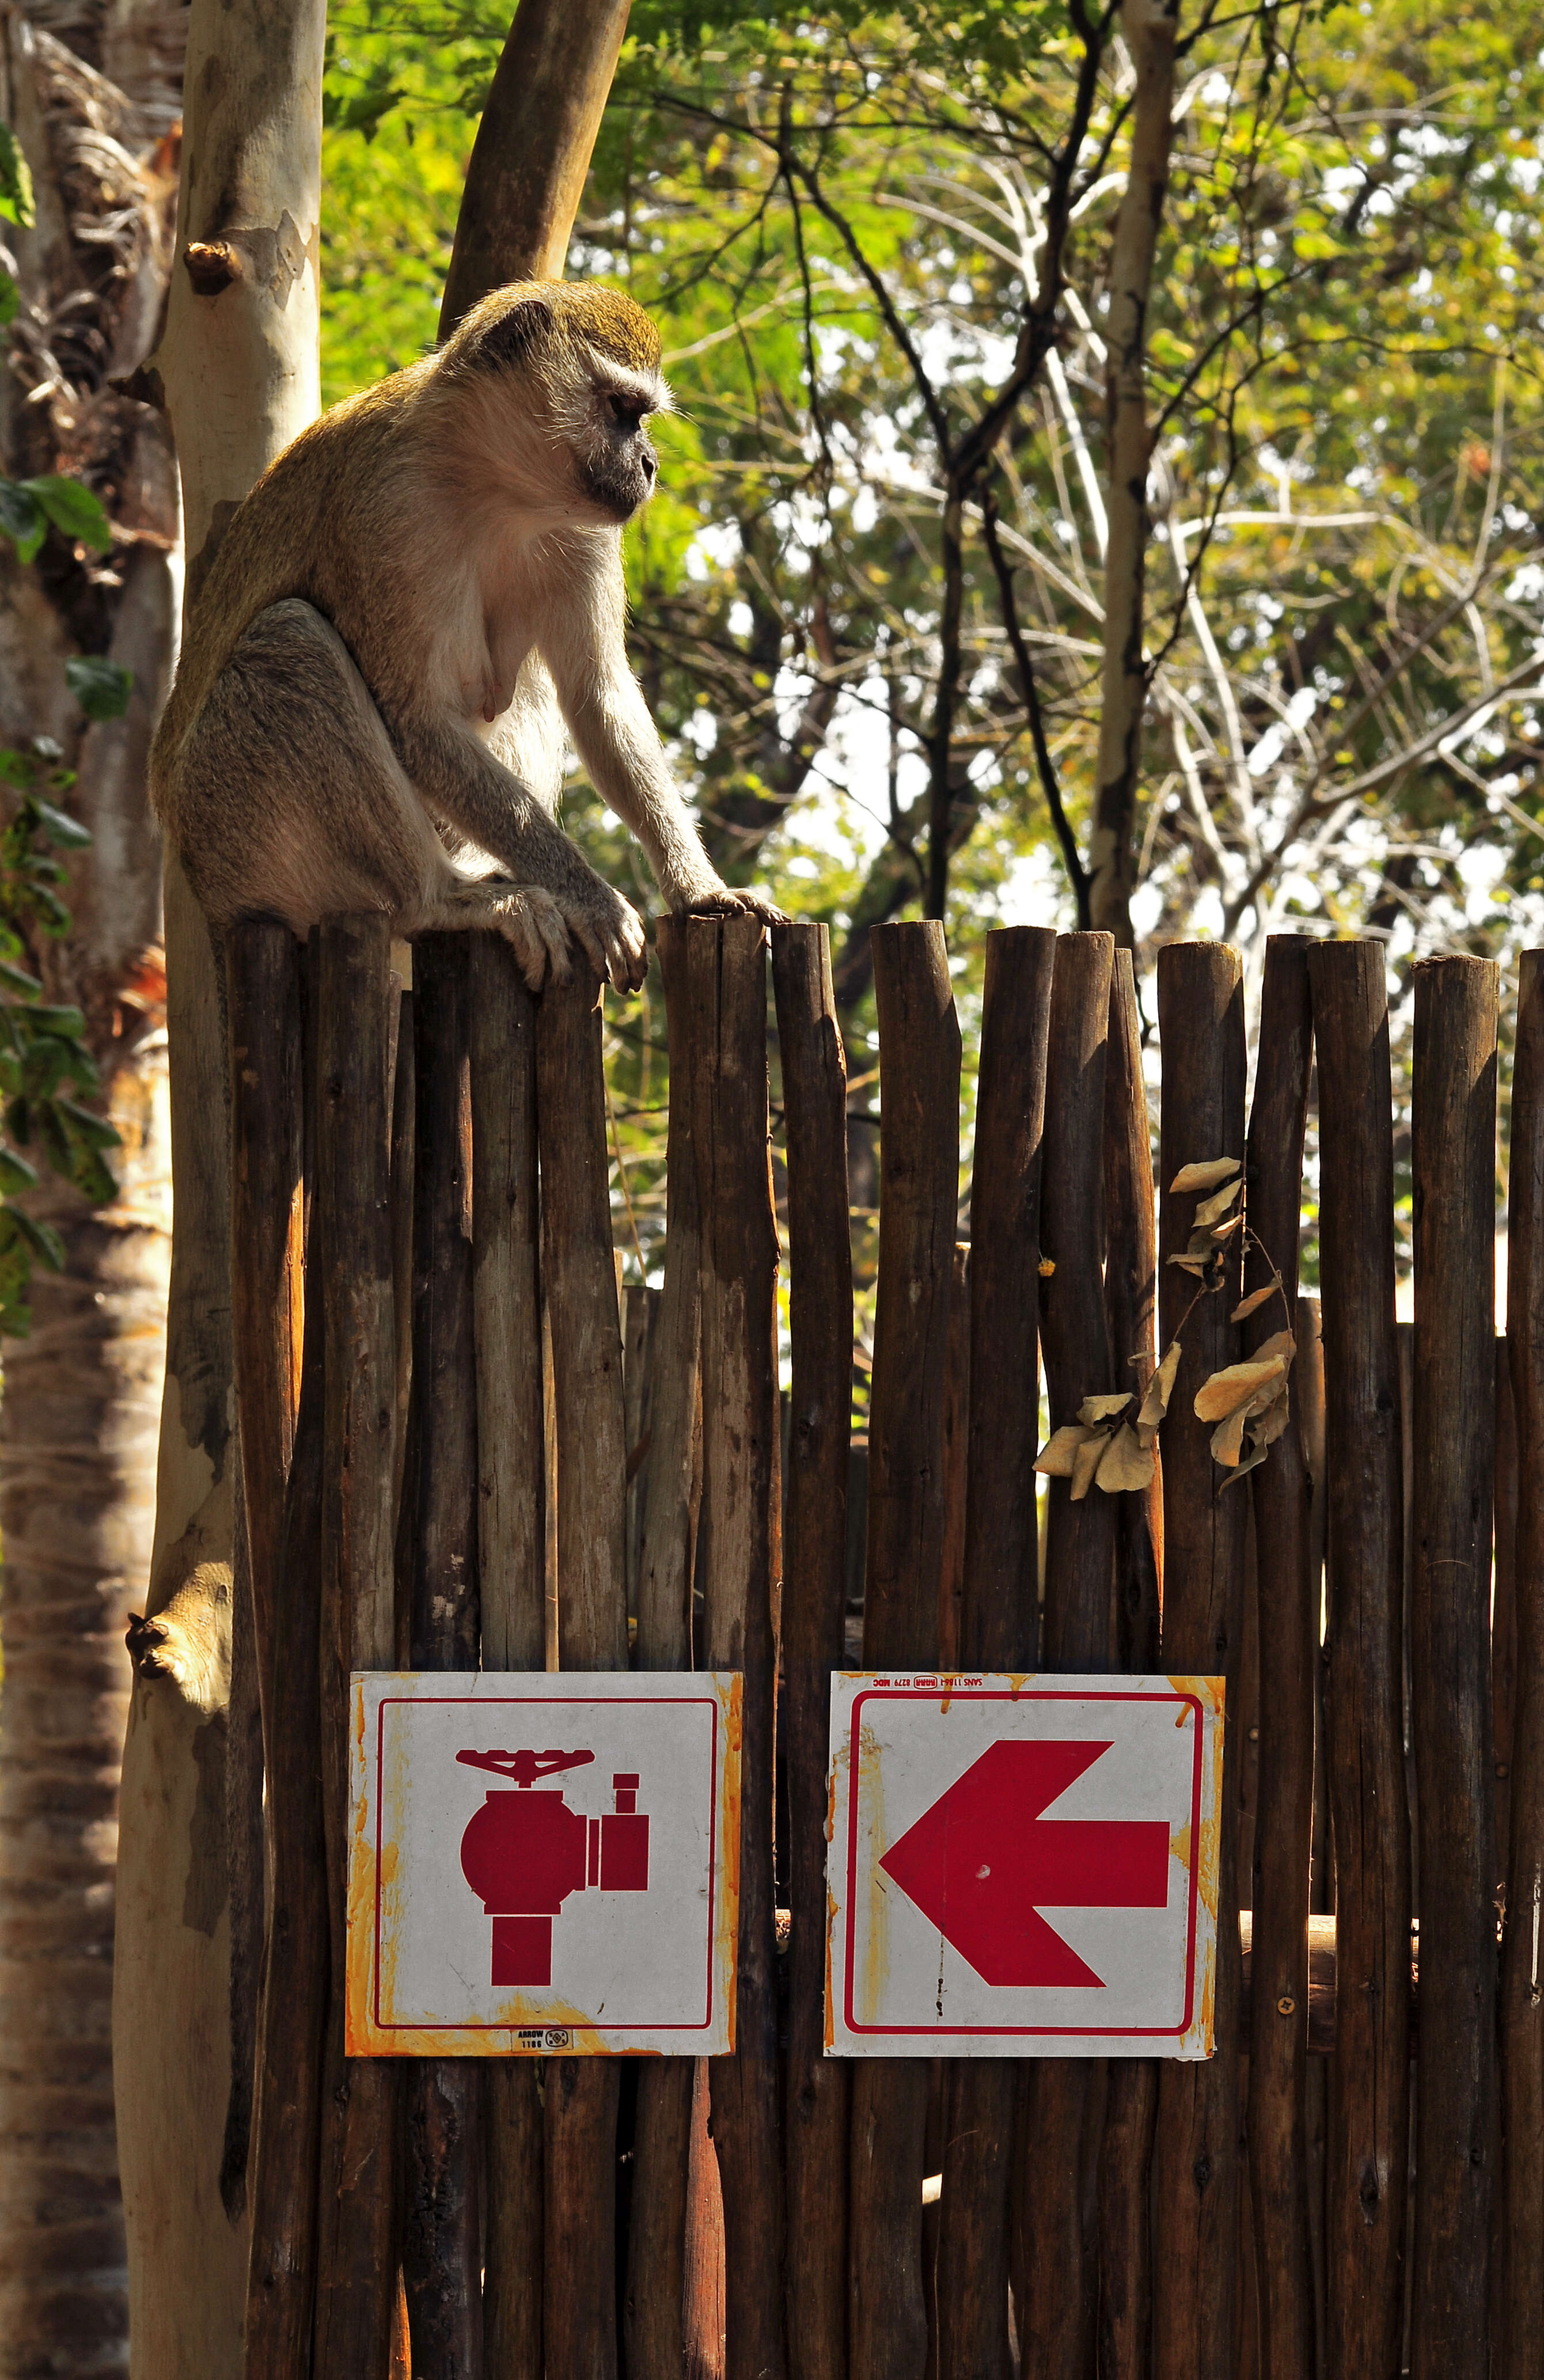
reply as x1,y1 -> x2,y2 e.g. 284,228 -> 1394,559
466,292 -> 555,374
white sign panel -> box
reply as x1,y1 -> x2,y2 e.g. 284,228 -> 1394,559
826,1673 -> 1223,2058
347,1672 -> 741,2056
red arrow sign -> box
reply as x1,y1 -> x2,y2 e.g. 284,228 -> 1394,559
878,1738 -> 1170,1988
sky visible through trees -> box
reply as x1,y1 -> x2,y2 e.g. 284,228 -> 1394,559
322,0 -> 1544,1312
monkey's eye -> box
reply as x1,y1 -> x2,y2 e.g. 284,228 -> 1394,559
606,392 -> 648,434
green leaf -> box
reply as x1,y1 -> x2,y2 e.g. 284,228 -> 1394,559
63,655 -> 134,721
26,476 -> 113,555
33,1101 -> 73,1181
0,480 -> 45,565
0,125 -> 33,228
0,962 -> 43,999
4,1204 -> 65,1272
56,1096 -> 120,1152
0,750 -> 35,789
31,798 -> 92,850
27,1005 -> 87,1038
3,1098 -> 28,1147
0,272 -> 18,329
0,1148 -> 38,1197
67,1145 -> 117,1205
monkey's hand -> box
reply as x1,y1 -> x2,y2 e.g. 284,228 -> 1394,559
676,882 -> 789,929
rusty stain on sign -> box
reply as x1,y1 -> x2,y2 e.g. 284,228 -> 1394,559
347,1671 -> 742,2057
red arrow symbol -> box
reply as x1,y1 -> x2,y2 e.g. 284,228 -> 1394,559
878,1738 -> 1170,1988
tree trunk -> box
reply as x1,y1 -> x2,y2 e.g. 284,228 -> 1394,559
0,10 -> 181,2371
112,2 -> 324,2371
1086,0 -> 1179,943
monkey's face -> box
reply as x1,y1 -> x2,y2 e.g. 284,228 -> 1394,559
572,375 -> 663,523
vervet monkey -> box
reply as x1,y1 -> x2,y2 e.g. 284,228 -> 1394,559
151,280 -> 782,989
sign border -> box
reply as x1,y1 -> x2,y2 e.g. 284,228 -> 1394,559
346,1671 -> 742,2058
826,1672 -> 1223,2057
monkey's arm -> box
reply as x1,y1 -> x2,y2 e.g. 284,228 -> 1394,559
387,708 -> 648,990
539,587 -> 784,924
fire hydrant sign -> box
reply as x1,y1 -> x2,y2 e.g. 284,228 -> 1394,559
826,1673 -> 1223,2058
347,1672 -> 741,2056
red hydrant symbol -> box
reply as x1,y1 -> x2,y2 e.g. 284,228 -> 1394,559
457,1747 -> 650,1988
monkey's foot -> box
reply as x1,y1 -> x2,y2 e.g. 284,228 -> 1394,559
483,885 -> 575,993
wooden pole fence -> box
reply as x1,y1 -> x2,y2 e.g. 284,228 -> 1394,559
217,922 -> 1542,2380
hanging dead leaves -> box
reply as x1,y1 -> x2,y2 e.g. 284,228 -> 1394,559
1033,1153 -> 1293,1502
1033,1339 -> 1179,1501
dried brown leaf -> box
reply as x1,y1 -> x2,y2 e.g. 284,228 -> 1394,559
1070,1431 -> 1107,1502
1230,1279 -> 1280,1323
1078,1391 -> 1133,1427
1096,1423 -> 1156,1493
1251,1328 -> 1297,1371
1252,1380 -> 1292,1448
1211,1403 -> 1252,1466
1220,1438 -> 1272,1489
1034,1424 -> 1092,1479
1137,1341 -> 1182,1431
1169,1155 -> 1241,1196
1193,1353 -> 1288,1423
1167,1253 -> 1210,1278
1209,1212 -> 1245,1243
1194,1178 -> 1242,1229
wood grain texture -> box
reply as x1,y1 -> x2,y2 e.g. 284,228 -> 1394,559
625,924 -> 708,2380
470,932 -> 545,1672
851,923 -> 959,2380
223,921 -> 303,2221
1306,939 -> 1410,2380
464,932 -> 545,2379
1098,943 -> 1161,2380
937,928 -> 1054,2380
1016,932 -> 1115,2380
399,935 -> 484,2380
688,916 -> 786,2380
771,923 -> 854,2380
313,917 -> 399,2379
1240,938 -> 1316,2380
1503,948 -> 1544,2378
228,928 -> 321,2380
1152,942 -> 1247,2380
534,958 -> 629,2380
1409,955 -> 1499,2379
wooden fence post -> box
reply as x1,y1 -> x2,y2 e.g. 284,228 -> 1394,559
935,927 -> 1053,2380
627,918 -> 708,2380
1410,955 -> 1500,2377
1016,931 -> 1116,2380
399,932 -> 483,2378
227,924 -> 328,2378
1306,940 -> 1410,2377
468,935 -> 545,2379
535,957 -> 629,2380
689,914 -> 786,2380
1503,946 -> 1544,2371
313,916 -> 400,2375
1152,941 -> 1247,2380
1098,944 -> 1162,2380
772,921 -> 855,2380
1240,937 -> 1315,2380
224,921 -> 303,2216
849,921 -> 959,2380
